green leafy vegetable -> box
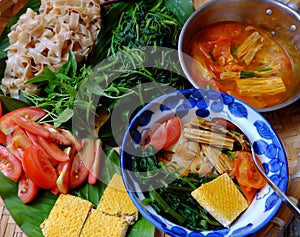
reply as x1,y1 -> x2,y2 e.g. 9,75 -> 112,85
132,146 -> 222,231
109,0 -> 181,56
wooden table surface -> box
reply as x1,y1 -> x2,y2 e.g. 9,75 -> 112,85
0,0 -> 300,237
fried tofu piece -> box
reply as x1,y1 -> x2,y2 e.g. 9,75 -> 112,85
191,173 -> 248,227
40,194 -> 93,237
80,209 -> 129,237
97,173 -> 138,225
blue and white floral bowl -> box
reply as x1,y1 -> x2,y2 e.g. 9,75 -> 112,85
120,88 -> 288,237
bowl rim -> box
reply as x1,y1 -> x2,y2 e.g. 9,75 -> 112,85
178,0 -> 300,113
120,88 -> 289,237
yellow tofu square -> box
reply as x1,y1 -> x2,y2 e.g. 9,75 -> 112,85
41,194 -> 93,237
97,173 -> 138,225
80,209 -> 129,237
191,173 -> 248,227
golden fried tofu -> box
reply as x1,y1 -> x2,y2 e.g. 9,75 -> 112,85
191,173 -> 248,227
97,173 -> 138,225
40,194 -> 93,237
80,209 -> 129,237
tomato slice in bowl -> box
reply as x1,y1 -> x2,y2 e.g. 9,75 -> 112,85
18,172 -> 39,203
234,150 -> 267,189
23,145 -> 58,189
147,116 -> 182,150
163,116 -> 182,148
0,107 -> 46,135
0,145 -> 22,182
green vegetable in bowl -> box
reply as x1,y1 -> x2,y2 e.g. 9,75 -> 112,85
132,146 -> 222,231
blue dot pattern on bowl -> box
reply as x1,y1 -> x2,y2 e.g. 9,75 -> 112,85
122,88 -> 289,237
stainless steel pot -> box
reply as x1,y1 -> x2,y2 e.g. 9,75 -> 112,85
179,0 -> 300,112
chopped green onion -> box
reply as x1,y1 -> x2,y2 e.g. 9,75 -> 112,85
209,52 -> 217,62
240,71 -> 255,78
232,44 -> 239,55
257,67 -> 273,72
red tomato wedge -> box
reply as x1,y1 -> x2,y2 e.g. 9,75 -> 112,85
0,130 -> 7,146
70,138 -> 95,189
147,116 -> 182,150
25,131 -> 59,167
42,123 -> 72,146
23,145 -> 58,189
239,184 -> 257,204
0,145 -> 22,182
11,116 -> 50,138
234,150 -> 267,190
56,160 -> 72,194
0,107 -> 46,135
18,172 -> 39,203
11,128 -> 32,150
147,122 -> 167,151
214,118 -> 236,131
37,136 -> 70,162
88,139 -> 102,185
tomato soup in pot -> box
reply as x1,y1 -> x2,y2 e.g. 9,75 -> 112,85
188,21 -> 294,109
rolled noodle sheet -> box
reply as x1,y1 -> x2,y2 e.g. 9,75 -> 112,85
1,0 -> 101,98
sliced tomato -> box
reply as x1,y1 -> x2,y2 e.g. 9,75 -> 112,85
239,184 -> 257,204
0,145 -> 22,182
0,107 -> 46,135
23,145 -> 58,189
12,116 -> 50,138
70,138 -> 95,189
18,172 -> 39,203
42,123 -> 72,146
147,122 -> 167,150
25,131 -> 59,167
11,128 -> 32,150
56,160 -> 71,194
58,128 -> 82,152
234,150 -> 267,190
147,116 -> 182,150
164,116 -> 182,147
88,139 -> 102,184
214,118 -> 236,131
37,136 -> 70,162
0,130 -> 7,146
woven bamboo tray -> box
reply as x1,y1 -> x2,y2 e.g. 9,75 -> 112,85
0,0 -> 300,237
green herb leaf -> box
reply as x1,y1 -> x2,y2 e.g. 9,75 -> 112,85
165,0 -> 195,26
54,108 -> 74,127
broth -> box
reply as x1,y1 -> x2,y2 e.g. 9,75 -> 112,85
188,21 -> 294,109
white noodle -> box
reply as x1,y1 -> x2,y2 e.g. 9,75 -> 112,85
1,0 -> 101,98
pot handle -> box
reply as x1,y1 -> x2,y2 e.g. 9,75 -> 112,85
275,0 -> 300,12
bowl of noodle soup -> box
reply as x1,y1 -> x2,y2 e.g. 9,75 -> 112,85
178,0 -> 300,112
120,88 -> 289,236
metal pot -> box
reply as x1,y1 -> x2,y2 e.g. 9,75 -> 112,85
179,0 -> 300,112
